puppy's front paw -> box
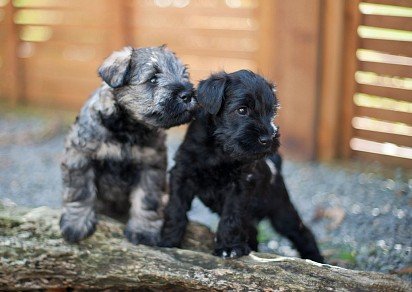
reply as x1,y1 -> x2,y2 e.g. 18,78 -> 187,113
60,211 -> 97,243
302,251 -> 325,264
124,227 -> 160,246
214,244 -> 251,259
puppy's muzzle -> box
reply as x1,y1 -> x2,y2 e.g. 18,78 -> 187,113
178,91 -> 193,104
178,82 -> 195,104
259,127 -> 280,147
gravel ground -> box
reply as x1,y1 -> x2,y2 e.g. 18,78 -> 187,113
0,113 -> 411,281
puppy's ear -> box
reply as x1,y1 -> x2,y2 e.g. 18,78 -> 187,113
197,72 -> 228,115
99,46 -> 133,88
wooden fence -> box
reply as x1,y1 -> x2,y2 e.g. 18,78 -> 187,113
0,0 -> 411,168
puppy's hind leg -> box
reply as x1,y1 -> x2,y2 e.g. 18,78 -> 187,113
267,173 -> 324,263
60,150 -> 97,243
124,168 -> 165,246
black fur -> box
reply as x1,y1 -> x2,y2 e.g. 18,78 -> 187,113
160,70 -> 324,262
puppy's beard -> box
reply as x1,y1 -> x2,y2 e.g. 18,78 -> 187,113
219,137 -> 280,162
160,110 -> 193,128
144,109 -> 193,129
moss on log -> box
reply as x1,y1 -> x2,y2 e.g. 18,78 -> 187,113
0,204 -> 410,291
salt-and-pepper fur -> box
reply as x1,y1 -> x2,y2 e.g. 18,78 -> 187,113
60,46 -> 196,245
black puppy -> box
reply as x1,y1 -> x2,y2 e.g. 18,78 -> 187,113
160,70 -> 323,262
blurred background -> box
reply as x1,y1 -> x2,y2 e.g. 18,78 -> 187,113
0,0 -> 411,167
0,0 -> 411,279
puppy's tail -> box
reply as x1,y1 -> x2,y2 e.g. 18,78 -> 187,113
268,153 -> 282,173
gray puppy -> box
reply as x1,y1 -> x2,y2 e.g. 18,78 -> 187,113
60,45 -> 196,245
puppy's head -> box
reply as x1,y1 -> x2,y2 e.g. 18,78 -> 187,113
98,45 -> 196,128
197,70 -> 280,161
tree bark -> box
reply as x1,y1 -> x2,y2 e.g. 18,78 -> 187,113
0,204 -> 409,291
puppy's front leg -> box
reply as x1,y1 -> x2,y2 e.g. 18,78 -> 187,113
160,168 -> 196,247
60,150 -> 97,243
214,190 -> 251,259
124,168 -> 165,246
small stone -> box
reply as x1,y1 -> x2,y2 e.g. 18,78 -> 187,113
394,244 -> 402,251
371,208 -> 380,217
350,204 -> 361,214
268,240 -> 279,250
376,240 -> 386,249
392,209 -> 405,219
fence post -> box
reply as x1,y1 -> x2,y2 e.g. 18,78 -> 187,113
258,0 -> 323,160
3,1 -> 22,106
317,0 -> 345,160
340,0 -> 361,159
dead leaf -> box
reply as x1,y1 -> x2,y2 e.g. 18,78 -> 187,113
313,206 -> 345,230
390,266 -> 412,275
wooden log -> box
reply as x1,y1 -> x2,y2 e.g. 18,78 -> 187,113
0,204 -> 410,291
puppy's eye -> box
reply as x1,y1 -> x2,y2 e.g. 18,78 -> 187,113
237,107 -> 249,116
149,76 -> 157,84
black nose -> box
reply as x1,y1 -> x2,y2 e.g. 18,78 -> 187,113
179,92 -> 192,103
258,135 -> 272,146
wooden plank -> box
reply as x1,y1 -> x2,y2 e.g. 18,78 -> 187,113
136,0 -> 259,10
104,0 -> 130,51
1,2 -> 23,105
317,0 -> 345,160
266,0 -> 322,160
26,59 -> 100,79
340,0 -> 362,158
14,9 -> 117,26
137,6 -> 257,18
11,0 -> 105,8
363,14 -> 412,31
25,91 -> 89,110
20,26 -> 115,44
359,61 -> 412,78
130,26 -> 258,38
132,13 -> 258,32
353,151 -> 412,169
355,129 -> 412,147
256,0 -> 277,78
133,42 -> 257,60
25,71 -> 99,93
361,0 -> 412,8
19,41 -> 110,62
360,38 -> 412,57
358,84 -> 412,102
356,106 -> 412,124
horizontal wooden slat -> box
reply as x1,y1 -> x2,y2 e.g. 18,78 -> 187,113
17,27 -> 115,44
353,151 -> 412,169
135,0 -> 259,10
13,9 -> 118,26
356,106 -> 412,124
359,61 -> 412,78
355,129 -> 412,147
12,0 -> 108,9
19,42 -> 111,61
137,6 -> 257,18
362,14 -> 412,31
129,25 -> 258,38
133,41 -> 258,60
26,59 -> 100,79
25,91 -> 87,110
360,38 -> 412,57
25,72 -> 99,103
361,0 -> 412,8
132,13 -> 258,32
135,30 -> 258,51
357,84 -> 412,102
